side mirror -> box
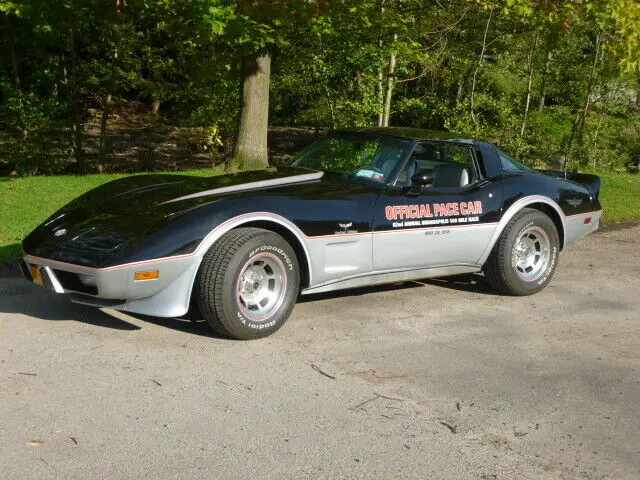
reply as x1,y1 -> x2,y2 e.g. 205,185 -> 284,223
411,169 -> 435,186
407,169 -> 434,195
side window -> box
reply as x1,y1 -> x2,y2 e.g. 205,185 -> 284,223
498,149 -> 530,172
397,142 -> 478,188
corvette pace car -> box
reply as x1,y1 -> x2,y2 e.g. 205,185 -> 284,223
21,128 -> 602,339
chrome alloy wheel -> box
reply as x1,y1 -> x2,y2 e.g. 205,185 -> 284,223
236,252 -> 287,321
512,226 -> 551,281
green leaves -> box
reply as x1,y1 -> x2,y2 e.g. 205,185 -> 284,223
1,0 -> 638,174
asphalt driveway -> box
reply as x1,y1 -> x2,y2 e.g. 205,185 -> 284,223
1,225 -> 638,479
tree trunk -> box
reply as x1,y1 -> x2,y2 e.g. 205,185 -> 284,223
564,34 -> 602,172
232,50 -> 271,171
377,66 -> 384,127
324,84 -> 336,130
591,113 -> 605,169
382,34 -> 397,127
73,120 -> 85,171
470,9 -> 492,130
519,32 -> 538,139
455,80 -> 464,104
377,7 -> 386,127
152,98 -> 161,114
575,35 -> 602,149
10,35 -> 20,87
69,25 -> 86,173
3,14 -> 20,87
538,49 -> 552,110
99,92 -> 111,168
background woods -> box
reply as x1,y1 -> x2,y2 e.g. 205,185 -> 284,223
1,0 -> 639,175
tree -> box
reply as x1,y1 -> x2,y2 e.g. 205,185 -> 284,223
233,50 -> 271,170
2,0 -> 639,176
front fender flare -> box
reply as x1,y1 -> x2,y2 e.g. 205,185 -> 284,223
194,211 -> 313,283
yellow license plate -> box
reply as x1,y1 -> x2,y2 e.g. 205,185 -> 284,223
30,265 -> 44,286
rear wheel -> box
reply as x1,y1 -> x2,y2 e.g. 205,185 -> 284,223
195,228 -> 300,339
483,208 -> 560,296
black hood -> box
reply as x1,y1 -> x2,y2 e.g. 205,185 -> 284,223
80,167 -> 323,214
22,167 -> 325,267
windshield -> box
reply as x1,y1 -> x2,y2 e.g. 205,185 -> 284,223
291,136 -> 409,184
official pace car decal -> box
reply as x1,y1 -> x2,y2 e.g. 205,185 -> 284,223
385,201 -> 484,228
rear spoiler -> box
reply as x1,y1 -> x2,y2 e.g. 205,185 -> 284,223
540,170 -> 601,200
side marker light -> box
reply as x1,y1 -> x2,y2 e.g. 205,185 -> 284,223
134,271 -> 160,281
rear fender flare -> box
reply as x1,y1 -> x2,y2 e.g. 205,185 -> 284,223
477,195 -> 566,265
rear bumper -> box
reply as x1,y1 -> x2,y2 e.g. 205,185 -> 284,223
22,254 -> 200,318
564,209 -> 603,247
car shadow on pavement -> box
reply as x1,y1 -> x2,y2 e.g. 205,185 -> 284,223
0,263 -> 141,330
298,273 -> 501,303
0,263 -> 223,336
125,313 -> 226,339
422,274 -> 503,296
99,273 -> 500,337
2,259 -> 500,337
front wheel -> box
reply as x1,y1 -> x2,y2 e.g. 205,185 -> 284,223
483,208 -> 560,296
195,228 -> 300,339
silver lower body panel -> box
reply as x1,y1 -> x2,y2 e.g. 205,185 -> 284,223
564,210 -> 602,246
301,264 -> 481,295
22,254 -> 201,318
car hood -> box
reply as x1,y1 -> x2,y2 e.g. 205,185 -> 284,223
82,167 -> 324,214
22,167 -> 324,267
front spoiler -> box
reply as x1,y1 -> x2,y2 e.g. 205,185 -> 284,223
21,254 -> 200,318
20,260 -> 65,294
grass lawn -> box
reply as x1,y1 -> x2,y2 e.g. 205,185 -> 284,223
597,171 -> 640,223
1,170 -> 639,263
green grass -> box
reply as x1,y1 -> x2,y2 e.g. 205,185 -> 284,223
597,171 -> 640,223
1,170 -> 639,262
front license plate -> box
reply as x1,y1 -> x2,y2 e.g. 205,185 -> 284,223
30,265 -> 44,286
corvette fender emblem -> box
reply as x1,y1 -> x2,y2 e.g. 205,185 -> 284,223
336,222 -> 357,235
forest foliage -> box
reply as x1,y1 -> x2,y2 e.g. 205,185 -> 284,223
1,0 -> 639,175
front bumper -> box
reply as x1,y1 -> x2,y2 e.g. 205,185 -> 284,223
22,254 -> 200,318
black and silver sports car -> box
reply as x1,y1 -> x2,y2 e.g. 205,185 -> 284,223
21,128 -> 602,339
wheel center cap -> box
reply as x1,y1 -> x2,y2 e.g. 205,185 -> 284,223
242,271 -> 263,294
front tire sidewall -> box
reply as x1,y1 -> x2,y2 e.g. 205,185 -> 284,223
220,236 -> 299,338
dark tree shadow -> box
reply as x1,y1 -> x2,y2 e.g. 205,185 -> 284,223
0,244 -> 22,266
